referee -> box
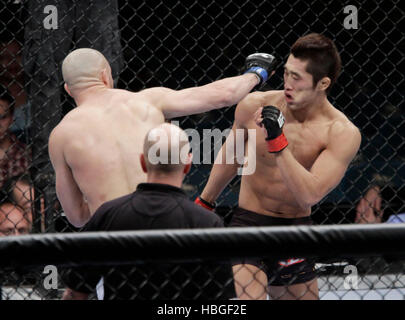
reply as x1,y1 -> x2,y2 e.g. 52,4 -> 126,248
62,123 -> 235,300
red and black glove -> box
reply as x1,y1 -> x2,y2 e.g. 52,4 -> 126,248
194,196 -> 216,211
261,106 -> 288,153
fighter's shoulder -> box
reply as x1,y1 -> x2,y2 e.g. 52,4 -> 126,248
50,108 -> 79,132
48,122 -> 68,160
49,109 -> 84,146
327,109 -> 361,147
235,90 -> 283,121
124,87 -> 166,116
49,119 -> 68,144
136,86 -> 171,104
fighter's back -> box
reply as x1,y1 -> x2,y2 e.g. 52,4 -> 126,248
52,88 -> 165,214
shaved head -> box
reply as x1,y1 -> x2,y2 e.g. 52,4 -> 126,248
143,123 -> 191,173
62,48 -> 112,93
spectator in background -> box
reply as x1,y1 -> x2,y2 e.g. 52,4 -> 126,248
0,202 -> 32,236
355,178 -> 405,224
62,123 -> 236,300
355,185 -> 383,224
0,85 -> 31,188
1,174 -> 34,217
1,174 -> 46,233
0,39 -> 30,137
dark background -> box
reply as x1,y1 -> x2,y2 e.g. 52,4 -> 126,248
117,0 -> 405,224
1,0 -> 404,226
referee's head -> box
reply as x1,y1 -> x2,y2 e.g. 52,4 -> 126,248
141,123 -> 192,178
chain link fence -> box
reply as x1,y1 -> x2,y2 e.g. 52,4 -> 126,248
2,257 -> 404,300
0,0 -> 404,300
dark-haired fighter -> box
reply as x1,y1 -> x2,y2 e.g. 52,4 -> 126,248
197,33 -> 361,300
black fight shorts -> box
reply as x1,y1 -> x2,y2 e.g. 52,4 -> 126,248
229,207 -> 317,286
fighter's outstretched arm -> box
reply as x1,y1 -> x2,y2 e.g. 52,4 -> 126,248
142,53 -> 276,119
49,127 -> 91,228
142,73 -> 259,119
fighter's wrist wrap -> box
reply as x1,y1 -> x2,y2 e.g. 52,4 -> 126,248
262,106 -> 289,153
195,196 -> 216,211
266,133 -> 288,153
244,53 -> 277,90
244,67 -> 268,86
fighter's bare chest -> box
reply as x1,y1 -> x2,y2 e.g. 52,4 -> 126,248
284,123 -> 326,167
248,121 -> 328,170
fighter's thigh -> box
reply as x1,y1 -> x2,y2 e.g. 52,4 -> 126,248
232,264 -> 268,300
268,278 -> 319,300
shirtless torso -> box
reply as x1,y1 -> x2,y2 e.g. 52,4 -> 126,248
201,89 -> 361,219
238,90 -> 359,218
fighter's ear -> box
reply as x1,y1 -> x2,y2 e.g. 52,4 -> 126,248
101,69 -> 110,87
64,83 -> 72,97
317,76 -> 331,92
140,154 -> 148,173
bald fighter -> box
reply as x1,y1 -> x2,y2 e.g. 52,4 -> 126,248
197,33 -> 361,299
49,48 -> 276,227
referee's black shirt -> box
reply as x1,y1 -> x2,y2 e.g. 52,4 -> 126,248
63,183 -> 235,300
84,183 -> 223,230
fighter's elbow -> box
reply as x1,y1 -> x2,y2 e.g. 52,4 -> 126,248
70,219 -> 87,228
65,211 -> 90,228
298,192 -> 323,210
67,217 -> 86,228
297,199 -> 312,211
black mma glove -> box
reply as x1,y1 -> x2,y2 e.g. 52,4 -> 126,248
244,53 -> 277,89
261,106 -> 288,153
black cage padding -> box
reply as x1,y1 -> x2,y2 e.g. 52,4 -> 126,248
1,224 -> 404,268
